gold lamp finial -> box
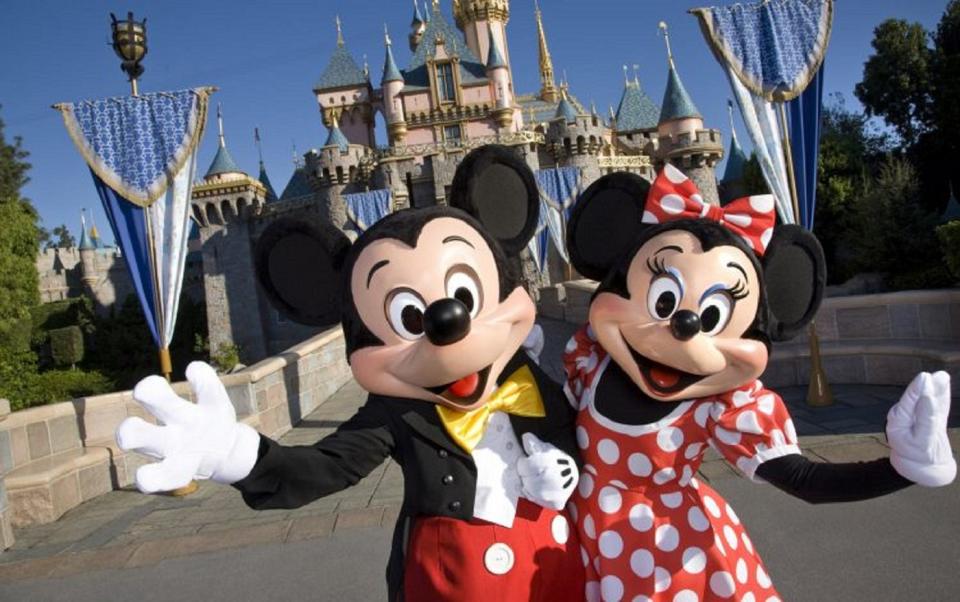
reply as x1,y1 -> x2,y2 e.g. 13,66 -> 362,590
658,21 -> 675,68
110,11 -> 148,96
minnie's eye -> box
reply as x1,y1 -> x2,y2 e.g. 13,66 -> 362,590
699,292 -> 733,336
386,290 -> 426,340
647,275 -> 682,320
445,267 -> 482,318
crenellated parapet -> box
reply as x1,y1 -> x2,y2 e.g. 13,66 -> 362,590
453,0 -> 510,28
655,127 -> 724,168
191,175 -> 268,228
545,113 -> 607,160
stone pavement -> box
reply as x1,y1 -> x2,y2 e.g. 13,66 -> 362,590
1,317 -> 957,586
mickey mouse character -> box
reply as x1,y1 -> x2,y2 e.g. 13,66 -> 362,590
561,164 -> 956,601
116,145 -> 585,602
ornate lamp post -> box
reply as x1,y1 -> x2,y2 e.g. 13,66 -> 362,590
110,12 -> 147,96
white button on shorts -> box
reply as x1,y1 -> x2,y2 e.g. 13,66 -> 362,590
484,542 -> 515,575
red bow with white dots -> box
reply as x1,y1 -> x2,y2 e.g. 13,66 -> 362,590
643,164 -> 777,256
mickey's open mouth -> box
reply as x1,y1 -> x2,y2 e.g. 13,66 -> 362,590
629,347 -> 706,396
425,365 -> 493,406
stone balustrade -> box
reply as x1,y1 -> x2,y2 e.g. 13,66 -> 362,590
0,327 -> 351,550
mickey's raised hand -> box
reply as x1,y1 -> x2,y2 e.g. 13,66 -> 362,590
116,362 -> 261,494
517,433 -> 579,510
887,371 -> 956,487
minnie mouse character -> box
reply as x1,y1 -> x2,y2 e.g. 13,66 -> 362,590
115,145 -> 584,601
562,164 -> 955,601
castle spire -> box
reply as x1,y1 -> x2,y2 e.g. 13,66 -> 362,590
382,25 -> 403,83
254,127 -> 278,202
217,102 -> 226,148
535,1 -> 559,103
336,15 -> 344,47
205,103 -> 243,178
79,210 -> 94,251
658,21 -> 675,68
657,22 -> 701,124
722,100 -> 748,184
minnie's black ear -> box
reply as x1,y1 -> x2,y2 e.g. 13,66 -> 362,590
762,225 -> 827,341
449,144 -> 539,254
567,172 -> 651,281
255,219 -> 351,327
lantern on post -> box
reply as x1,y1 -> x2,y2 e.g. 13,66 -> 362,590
110,12 -> 148,96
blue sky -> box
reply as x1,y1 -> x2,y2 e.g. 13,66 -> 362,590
0,0 -> 952,242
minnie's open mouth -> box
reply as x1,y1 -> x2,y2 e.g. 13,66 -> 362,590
425,365 -> 493,406
628,347 -> 706,396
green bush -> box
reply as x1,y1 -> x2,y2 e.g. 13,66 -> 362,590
937,220 -> 960,278
18,369 -> 113,411
49,325 -> 84,368
0,345 -> 39,409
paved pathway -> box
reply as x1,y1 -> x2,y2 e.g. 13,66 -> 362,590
1,318 -> 958,595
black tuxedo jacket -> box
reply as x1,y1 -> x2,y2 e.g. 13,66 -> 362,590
233,350 -> 579,601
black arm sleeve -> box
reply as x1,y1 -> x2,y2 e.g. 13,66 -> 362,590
755,454 -> 913,505
232,398 -> 395,510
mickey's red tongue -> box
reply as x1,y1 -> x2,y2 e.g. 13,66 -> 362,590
447,372 -> 480,398
649,364 -> 681,389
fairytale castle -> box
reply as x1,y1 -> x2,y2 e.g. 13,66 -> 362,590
188,0 -> 744,362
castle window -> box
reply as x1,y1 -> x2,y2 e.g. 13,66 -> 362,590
443,125 -> 461,144
436,63 -> 455,103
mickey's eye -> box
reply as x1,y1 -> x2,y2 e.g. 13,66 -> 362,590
647,275 -> 682,320
445,266 -> 482,318
699,292 -> 733,336
386,289 -> 426,340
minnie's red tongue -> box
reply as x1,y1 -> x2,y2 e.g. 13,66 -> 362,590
447,372 -> 480,398
649,365 -> 681,389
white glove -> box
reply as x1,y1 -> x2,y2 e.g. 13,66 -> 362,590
887,371 -> 956,487
116,361 -> 261,493
517,432 -> 578,510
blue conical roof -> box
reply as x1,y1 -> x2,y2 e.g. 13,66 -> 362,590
258,163 -> 278,202
382,40 -> 403,84
280,167 -> 313,201
315,45 -> 368,90
324,121 -> 350,152
205,143 -> 242,178
486,28 -> 507,70
722,133 -> 749,183
660,62 -> 701,123
615,80 -> 660,132
555,93 -> 578,123
78,225 -> 94,250
411,0 -> 423,25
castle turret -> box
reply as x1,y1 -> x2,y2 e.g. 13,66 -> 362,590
304,118 -> 373,229
381,26 -> 408,144
313,17 -> 375,147
485,26 -> 514,129
78,211 -> 98,290
654,22 -> 723,205
254,127 -> 278,203
453,0 -> 510,70
614,67 -> 660,157
546,85 -> 606,181
409,0 -> 427,51
534,0 -> 559,103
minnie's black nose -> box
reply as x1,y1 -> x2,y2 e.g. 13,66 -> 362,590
670,309 -> 701,341
423,298 -> 471,346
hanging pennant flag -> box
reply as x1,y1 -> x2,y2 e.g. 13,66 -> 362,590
343,189 -> 392,233
535,166 -> 581,264
55,88 -> 214,375
788,64 -> 825,231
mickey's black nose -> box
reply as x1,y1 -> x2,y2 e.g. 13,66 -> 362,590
670,309 -> 701,341
423,298 -> 471,346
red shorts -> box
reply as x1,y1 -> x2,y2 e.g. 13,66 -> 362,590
403,498 -> 584,602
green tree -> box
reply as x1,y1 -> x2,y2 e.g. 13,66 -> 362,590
0,105 -> 31,200
855,19 -> 934,147
52,224 -> 75,249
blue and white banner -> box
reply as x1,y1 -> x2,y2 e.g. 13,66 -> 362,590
56,88 -> 212,349
788,65 -> 825,231
343,189 -> 392,233
534,167 -> 581,268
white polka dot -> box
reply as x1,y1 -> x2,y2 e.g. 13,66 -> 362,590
630,548 -> 654,577
628,452 -> 652,477
690,193 -> 705,206
610,479 -> 628,489
731,390 -> 752,407
664,163 -> 688,184
741,594 -> 756,602
660,491 -> 683,508
579,473 -> 595,498
736,410 -> 764,435
653,467 -> 677,485
678,465 -> 694,486
682,546 -> 706,574
761,228 -> 774,250
629,503 -> 655,532
736,558 -> 748,583
757,394 -> 775,415
757,565 -> 772,588
633,597 -> 652,602
742,235 -> 757,251
687,506 -> 709,531
601,575 -> 624,602
657,427 -> 684,452
576,426 -> 590,450
583,514 -> 596,539
723,525 -> 739,550
742,532 -> 754,554
765,597 -> 781,602
580,545 -> 589,567
655,524 -> 679,552
642,210 -> 660,224
785,419 -> 798,444
715,534 -> 726,556
749,195 -> 775,214
715,426 -> 742,446
599,530 -> 624,559
598,486 -> 623,514
703,496 -> 722,518
584,352 -> 599,373
725,503 -> 740,525
694,403 -> 712,427
771,429 -> 786,447
690,477 -> 700,489
673,590 -> 699,602
726,213 -> 752,228
709,571 -> 736,598
565,337 -> 579,353
660,193 -> 686,215
585,581 -> 601,602
597,439 -> 620,464
684,443 -> 704,460
654,567 -> 672,593
552,515 -> 570,544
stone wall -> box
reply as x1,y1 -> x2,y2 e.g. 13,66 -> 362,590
0,327 -> 351,546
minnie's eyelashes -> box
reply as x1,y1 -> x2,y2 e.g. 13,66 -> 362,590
727,281 -> 749,301
646,255 -> 668,276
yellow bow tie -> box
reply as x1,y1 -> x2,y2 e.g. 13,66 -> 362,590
436,365 -> 545,453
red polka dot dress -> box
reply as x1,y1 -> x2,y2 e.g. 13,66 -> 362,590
563,325 -> 801,602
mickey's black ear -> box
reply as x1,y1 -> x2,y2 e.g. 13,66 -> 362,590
762,225 -> 827,341
566,172 -> 651,281
449,144 -> 539,254
255,219 -> 351,327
